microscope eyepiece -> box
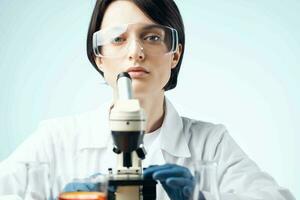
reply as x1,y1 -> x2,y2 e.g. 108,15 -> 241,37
117,72 -> 131,81
117,72 -> 133,100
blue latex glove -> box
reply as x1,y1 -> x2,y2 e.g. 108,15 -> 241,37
62,181 -> 100,192
62,173 -> 102,192
62,173 -> 116,196
144,164 -> 206,200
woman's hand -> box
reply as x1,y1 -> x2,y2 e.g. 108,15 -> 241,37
62,173 -> 102,192
144,164 -> 201,200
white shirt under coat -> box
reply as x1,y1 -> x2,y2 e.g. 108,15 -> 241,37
0,98 -> 295,200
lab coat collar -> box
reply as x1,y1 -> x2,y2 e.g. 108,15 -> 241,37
159,98 -> 191,158
77,98 -> 191,158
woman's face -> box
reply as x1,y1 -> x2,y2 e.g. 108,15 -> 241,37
95,0 -> 182,99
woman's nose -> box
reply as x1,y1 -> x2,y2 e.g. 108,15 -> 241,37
127,40 -> 145,61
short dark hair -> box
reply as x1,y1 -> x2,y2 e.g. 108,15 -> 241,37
86,0 -> 185,91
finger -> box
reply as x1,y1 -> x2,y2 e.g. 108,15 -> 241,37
152,167 -> 193,180
144,164 -> 175,173
166,177 -> 194,188
74,183 -> 91,191
86,183 -> 101,191
143,164 -> 173,178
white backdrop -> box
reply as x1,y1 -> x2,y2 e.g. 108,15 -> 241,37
0,0 -> 299,198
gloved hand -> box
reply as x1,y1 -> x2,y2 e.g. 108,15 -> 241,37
62,173 -> 102,192
144,164 -> 206,200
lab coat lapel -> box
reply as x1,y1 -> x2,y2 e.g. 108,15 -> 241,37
159,98 -> 191,160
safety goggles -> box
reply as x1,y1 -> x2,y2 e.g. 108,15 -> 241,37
93,23 -> 179,58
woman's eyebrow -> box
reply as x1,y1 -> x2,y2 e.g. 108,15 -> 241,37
141,24 -> 162,31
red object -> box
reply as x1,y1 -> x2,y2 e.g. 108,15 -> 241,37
59,192 -> 107,200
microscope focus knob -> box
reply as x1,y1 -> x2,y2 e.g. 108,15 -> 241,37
113,146 -> 122,154
136,147 -> 146,160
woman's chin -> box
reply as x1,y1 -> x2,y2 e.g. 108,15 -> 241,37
131,82 -> 150,98
132,88 -> 148,99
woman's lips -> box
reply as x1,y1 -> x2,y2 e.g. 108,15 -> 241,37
128,70 -> 149,78
126,67 -> 149,78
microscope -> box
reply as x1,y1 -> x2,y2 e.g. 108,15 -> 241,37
108,72 -> 157,200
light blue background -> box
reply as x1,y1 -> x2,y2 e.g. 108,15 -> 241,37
0,0 -> 299,198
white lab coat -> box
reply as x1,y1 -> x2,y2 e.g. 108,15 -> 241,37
0,98 -> 295,200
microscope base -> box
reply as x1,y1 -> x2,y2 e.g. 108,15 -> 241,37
108,175 -> 157,200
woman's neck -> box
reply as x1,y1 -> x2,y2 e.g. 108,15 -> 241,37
138,92 -> 165,133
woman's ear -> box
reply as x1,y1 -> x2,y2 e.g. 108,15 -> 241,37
171,44 -> 182,69
95,57 -> 103,71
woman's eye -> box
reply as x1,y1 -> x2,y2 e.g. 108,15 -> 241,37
144,35 -> 161,42
111,37 -> 125,44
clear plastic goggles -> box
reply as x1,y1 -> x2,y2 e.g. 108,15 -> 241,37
93,23 -> 179,58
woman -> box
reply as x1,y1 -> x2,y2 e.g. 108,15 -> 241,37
0,0 -> 295,200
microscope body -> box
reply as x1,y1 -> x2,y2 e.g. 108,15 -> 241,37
108,73 -> 157,200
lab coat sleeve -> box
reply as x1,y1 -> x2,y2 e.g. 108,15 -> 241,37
0,120 -> 54,199
211,125 -> 295,200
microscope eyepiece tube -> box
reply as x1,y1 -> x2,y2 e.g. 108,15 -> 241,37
117,72 -> 133,100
